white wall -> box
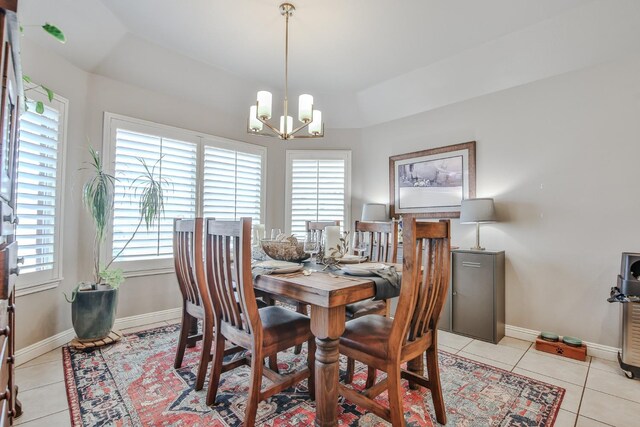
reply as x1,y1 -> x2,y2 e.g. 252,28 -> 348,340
356,55 -> 640,347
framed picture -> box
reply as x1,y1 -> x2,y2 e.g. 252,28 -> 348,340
389,141 -> 476,218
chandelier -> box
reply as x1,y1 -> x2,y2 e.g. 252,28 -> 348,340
247,3 -> 324,140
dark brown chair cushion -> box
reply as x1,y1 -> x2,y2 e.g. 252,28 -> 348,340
345,299 -> 387,319
259,306 -> 311,347
340,314 -> 392,360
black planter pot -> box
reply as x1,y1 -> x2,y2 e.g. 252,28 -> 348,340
71,286 -> 119,341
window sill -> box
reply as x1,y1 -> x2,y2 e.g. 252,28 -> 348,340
16,277 -> 63,298
122,267 -> 174,279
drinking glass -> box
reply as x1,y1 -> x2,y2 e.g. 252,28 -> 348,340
303,234 -> 319,263
352,231 -> 368,261
270,228 -> 282,240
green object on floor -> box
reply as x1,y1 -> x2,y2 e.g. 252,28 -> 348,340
540,331 -> 559,342
562,336 -> 582,347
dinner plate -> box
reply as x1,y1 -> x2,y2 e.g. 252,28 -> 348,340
338,255 -> 368,264
342,263 -> 388,276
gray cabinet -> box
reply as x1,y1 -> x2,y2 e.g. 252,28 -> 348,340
440,250 -> 505,344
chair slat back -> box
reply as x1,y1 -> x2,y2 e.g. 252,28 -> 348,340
173,218 -> 207,309
305,220 -> 340,240
205,217 -> 260,336
354,220 -> 398,263
389,217 -> 450,353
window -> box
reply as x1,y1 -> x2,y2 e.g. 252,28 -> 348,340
15,93 -> 68,291
203,144 -> 263,222
112,129 -> 198,261
104,113 -> 266,274
285,150 -> 351,238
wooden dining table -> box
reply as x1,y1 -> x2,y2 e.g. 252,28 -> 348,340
253,265 -> 400,427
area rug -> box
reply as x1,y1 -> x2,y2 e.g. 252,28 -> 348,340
63,324 -> 564,426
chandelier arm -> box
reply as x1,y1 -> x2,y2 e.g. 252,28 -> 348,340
257,116 -> 285,137
288,120 -> 312,136
286,133 -> 324,139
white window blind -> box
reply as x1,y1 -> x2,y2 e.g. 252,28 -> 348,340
286,151 -> 351,238
203,146 -> 263,222
15,99 -> 63,277
112,129 -> 197,261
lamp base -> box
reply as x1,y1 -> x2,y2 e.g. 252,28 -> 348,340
470,246 -> 486,251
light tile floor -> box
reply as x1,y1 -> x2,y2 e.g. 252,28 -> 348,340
13,322 -> 640,426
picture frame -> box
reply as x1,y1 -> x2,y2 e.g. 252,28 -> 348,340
389,141 -> 476,218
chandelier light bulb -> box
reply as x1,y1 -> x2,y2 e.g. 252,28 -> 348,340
257,91 -> 272,120
249,105 -> 263,132
308,110 -> 322,135
280,115 -> 293,134
298,94 -> 313,122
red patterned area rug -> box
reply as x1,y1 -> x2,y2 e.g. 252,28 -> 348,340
63,324 -> 564,426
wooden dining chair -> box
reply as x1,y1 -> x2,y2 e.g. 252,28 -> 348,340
338,217 -> 451,426
173,218 -> 212,391
344,219 -> 398,383
204,217 -> 315,426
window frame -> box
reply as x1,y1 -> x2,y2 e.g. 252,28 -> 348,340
284,150 -> 352,236
103,112 -> 267,277
15,89 -> 69,296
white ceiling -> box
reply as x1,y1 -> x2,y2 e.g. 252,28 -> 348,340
18,0 -> 640,128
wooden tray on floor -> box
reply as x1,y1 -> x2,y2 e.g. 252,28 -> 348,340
535,337 -> 587,362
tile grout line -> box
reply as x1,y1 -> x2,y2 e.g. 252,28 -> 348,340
15,408 -> 69,426
573,356 -> 591,427
19,378 -> 65,394
510,342 -> 532,372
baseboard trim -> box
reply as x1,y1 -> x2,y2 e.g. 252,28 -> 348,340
113,307 -> 181,331
505,324 -> 620,361
16,307 -> 182,366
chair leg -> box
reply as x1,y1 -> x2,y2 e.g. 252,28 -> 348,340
386,364 -> 406,427
174,309 -> 191,369
244,349 -> 265,427
426,345 -> 447,425
205,333 -> 226,406
345,357 -> 355,383
268,353 -> 279,374
294,303 -> 307,355
307,338 -> 315,401
195,317 -> 213,391
365,366 -> 377,389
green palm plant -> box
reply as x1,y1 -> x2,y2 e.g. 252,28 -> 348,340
80,147 -> 167,289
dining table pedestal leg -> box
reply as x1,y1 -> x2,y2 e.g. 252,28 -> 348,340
310,305 -> 346,427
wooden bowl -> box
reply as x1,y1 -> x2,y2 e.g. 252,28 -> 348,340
260,239 -> 310,262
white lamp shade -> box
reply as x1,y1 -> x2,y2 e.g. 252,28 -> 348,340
361,203 -> 388,221
298,94 -> 313,122
249,105 -> 263,131
257,91 -> 272,119
308,110 -> 322,135
460,198 -> 497,223
279,115 -> 293,134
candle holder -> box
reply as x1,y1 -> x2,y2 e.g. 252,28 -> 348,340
318,231 -> 350,269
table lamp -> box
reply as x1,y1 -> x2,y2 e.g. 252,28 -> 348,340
460,198 -> 496,251
361,203 -> 387,221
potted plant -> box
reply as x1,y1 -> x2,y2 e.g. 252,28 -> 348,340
65,147 -> 166,341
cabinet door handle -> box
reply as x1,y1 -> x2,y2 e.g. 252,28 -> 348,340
452,291 -> 457,296
461,261 -> 481,268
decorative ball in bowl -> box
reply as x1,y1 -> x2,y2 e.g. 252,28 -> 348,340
260,235 -> 310,262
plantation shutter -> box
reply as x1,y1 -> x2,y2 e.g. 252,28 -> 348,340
203,145 -> 263,222
290,158 -> 346,237
112,129 -> 197,261
15,100 -> 61,274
